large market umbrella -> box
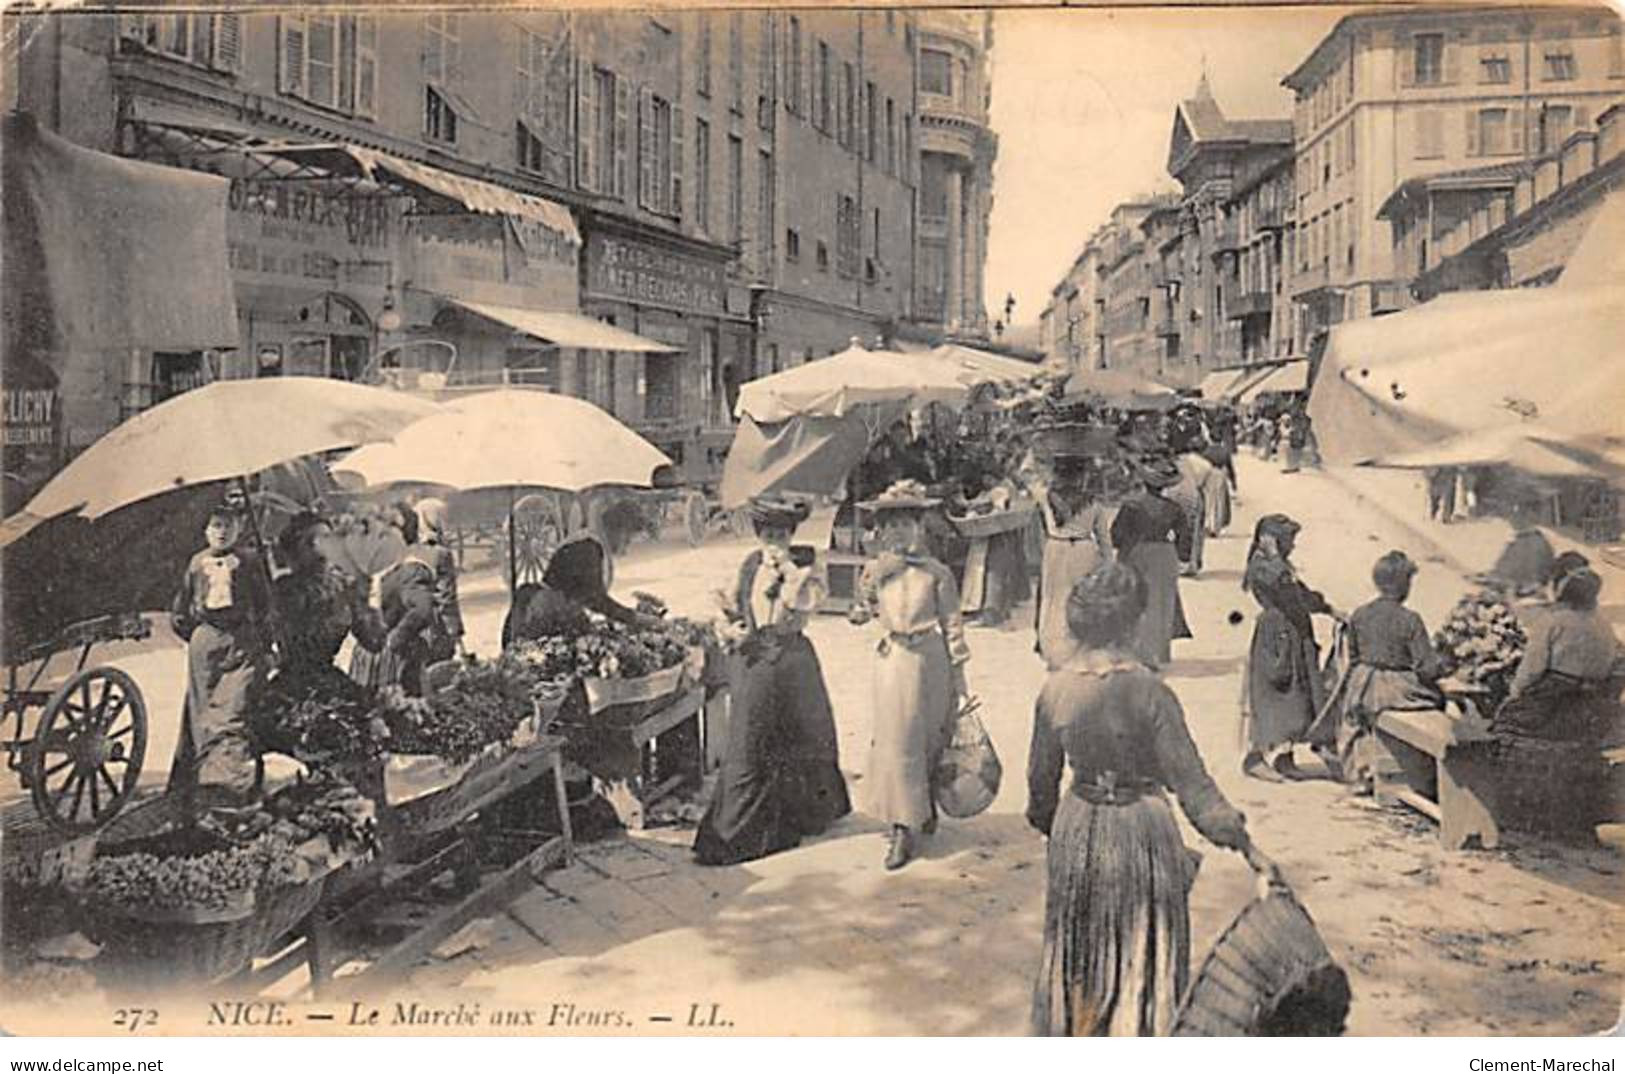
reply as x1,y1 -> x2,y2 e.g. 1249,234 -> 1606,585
1367,421 -> 1625,482
929,343 -> 1045,387
12,377 -> 440,531
330,389 -> 671,589
1063,368 -> 1179,411
735,341 -> 972,422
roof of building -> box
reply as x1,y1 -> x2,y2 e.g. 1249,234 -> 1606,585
1169,76 -> 1292,178
1283,5 -> 1606,90
1377,160 -> 1536,220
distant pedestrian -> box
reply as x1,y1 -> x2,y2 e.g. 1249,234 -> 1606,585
1426,468 -> 1456,523
1028,561 -> 1280,1036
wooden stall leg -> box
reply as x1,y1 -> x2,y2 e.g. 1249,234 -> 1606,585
550,754 -> 574,864
1438,752 -> 1499,850
305,911 -> 341,1000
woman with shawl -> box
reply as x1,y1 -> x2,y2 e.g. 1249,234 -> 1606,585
1241,513 -> 1341,781
1109,453 -> 1193,669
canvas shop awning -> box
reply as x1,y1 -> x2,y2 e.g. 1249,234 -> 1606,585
448,299 -> 679,353
1237,360 -> 1309,400
261,143 -> 580,247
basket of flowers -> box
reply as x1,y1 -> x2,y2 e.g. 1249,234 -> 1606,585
1432,588 -> 1527,714
73,777 -> 373,982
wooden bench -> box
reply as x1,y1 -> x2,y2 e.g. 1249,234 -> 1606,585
1374,708 -> 1502,849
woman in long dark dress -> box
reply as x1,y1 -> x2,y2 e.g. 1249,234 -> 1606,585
1241,513 -> 1340,782
1028,561 -> 1279,1036
1109,454 -> 1193,669
694,499 -> 851,865
501,532 -> 652,648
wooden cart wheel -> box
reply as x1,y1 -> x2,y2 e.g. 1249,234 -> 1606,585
684,492 -> 708,548
509,494 -> 564,590
29,666 -> 147,833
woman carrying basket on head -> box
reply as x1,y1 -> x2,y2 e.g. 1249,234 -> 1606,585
1027,562 -> 1281,1036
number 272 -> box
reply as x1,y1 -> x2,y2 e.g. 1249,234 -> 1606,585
113,1008 -> 157,1032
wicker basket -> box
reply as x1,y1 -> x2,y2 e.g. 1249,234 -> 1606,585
949,506 -> 1035,540
1172,888 -> 1350,1037
582,665 -> 684,716
85,876 -> 326,983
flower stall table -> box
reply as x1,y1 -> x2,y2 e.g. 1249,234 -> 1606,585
261,732 -> 573,999
573,683 -> 709,831
1373,687 -> 1502,850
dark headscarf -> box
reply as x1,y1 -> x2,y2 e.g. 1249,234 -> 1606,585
1242,513 -> 1301,593
1065,561 -> 1148,648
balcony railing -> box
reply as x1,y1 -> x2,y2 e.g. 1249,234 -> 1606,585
1290,261 -> 1333,297
1228,290 -> 1272,320
1210,220 -> 1241,256
1256,202 -> 1289,232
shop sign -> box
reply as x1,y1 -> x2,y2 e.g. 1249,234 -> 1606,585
585,233 -> 724,315
2,388 -> 59,447
226,177 -> 398,286
409,215 -> 578,311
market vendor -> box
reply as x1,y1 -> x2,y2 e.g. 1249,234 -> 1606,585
501,532 -> 657,649
694,497 -> 851,866
410,498 -> 465,662
271,510 -> 383,684
1333,551 -> 1446,794
348,502 -> 438,697
1496,563 -> 1624,743
168,503 -> 272,812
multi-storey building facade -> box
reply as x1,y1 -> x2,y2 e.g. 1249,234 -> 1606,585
1283,5 -> 1624,350
1384,101 -> 1624,298
1096,197 -> 1166,377
913,10 -> 997,338
5,9 -> 995,483
1165,77 -> 1295,381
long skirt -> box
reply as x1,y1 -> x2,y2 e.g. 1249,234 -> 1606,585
1335,666 -> 1438,786
349,635 -> 426,697
1031,792 -> 1198,1036
1489,674 -> 1615,838
1201,467 -> 1231,536
694,634 -> 851,865
1126,542 -> 1190,669
867,631 -> 955,829
1037,537 -> 1108,670
1244,608 -> 1324,755
980,529 -> 1032,622
167,623 -> 263,807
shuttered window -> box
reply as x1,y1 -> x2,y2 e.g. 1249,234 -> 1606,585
274,14 -> 373,117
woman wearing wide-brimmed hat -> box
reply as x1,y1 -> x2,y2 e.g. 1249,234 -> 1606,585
1241,513 -> 1340,782
1028,561 -> 1278,1036
1108,453 -> 1194,669
694,497 -> 851,865
850,480 -> 972,870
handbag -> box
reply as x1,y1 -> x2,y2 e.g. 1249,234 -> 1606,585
933,697 -> 1003,818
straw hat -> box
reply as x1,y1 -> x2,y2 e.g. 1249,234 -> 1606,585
746,497 -> 811,530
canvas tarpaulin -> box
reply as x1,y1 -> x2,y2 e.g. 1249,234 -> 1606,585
734,343 -> 971,423
719,400 -> 910,509
1307,284 -> 1625,467
1,112 -> 239,364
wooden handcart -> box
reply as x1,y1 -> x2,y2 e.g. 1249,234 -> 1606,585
3,613 -> 152,834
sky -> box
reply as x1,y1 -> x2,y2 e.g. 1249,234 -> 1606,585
984,7 -> 1349,324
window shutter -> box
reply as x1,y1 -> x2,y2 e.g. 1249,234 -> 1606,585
516,35 -> 533,118
190,14 -> 215,67
279,14 -> 307,97
355,16 -> 378,119
1510,106 -> 1525,153
424,16 -> 442,84
1399,37 -> 1415,87
339,17 -> 357,113
1465,109 -> 1480,156
212,13 -> 242,72
614,76 -> 632,199
671,103 -> 685,218
1442,31 -> 1463,84
638,87 -> 655,209
444,14 -> 461,83
577,58 -> 598,192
